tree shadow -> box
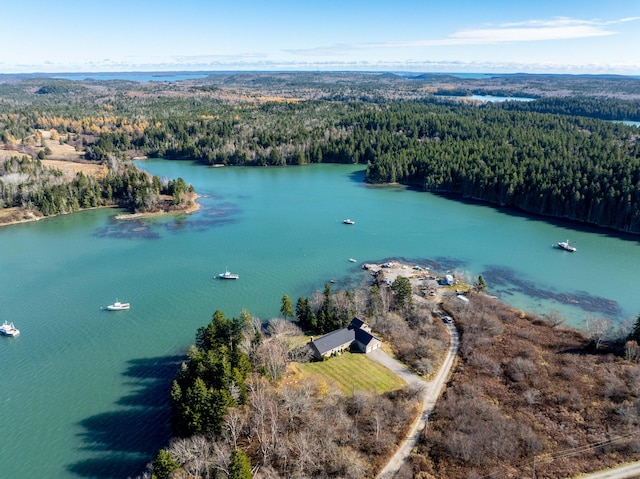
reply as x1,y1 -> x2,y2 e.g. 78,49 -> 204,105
347,168 -> 367,184
67,355 -> 184,479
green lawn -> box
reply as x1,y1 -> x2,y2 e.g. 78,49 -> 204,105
298,351 -> 406,395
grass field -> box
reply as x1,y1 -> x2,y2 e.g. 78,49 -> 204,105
297,352 -> 406,395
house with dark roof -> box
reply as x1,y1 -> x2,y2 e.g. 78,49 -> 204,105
309,317 -> 382,360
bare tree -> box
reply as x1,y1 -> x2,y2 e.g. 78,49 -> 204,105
351,288 -> 369,317
255,337 -> 288,381
248,376 -> 278,466
584,315 -> 612,350
626,340 -> 640,362
211,440 -> 232,477
224,407 -> 247,449
543,309 -> 565,328
168,435 -> 216,479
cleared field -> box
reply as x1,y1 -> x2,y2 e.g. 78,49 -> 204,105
297,351 -> 406,395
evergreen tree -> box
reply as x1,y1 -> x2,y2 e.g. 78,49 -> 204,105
474,275 -> 488,293
151,449 -> 180,479
280,294 -> 293,320
391,276 -> 412,310
629,312 -> 640,343
229,448 -> 252,479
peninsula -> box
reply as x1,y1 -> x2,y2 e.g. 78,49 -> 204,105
0,130 -> 198,227
143,259 -> 640,479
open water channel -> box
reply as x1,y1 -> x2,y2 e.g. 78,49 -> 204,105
1,160 -> 639,478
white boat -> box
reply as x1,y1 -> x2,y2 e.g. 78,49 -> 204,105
349,258 -> 357,263
0,320 -> 20,336
106,300 -> 130,311
219,270 -> 239,280
343,219 -> 355,225
557,240 -> 577,252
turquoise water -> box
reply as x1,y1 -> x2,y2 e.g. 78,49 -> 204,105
1,160 -> 639,478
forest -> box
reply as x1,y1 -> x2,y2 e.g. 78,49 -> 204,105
140,263 -> 640,479
2,72 -> 639,232
0,152 -> 193,219
4,73 -> 640,478
146,271 -> 443,479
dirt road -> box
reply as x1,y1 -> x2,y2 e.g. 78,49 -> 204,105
371,320 -> 459,479
572,462 -> 640,479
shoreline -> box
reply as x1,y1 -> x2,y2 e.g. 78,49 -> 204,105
0,194 -> 201,228
114,193 -> 201,220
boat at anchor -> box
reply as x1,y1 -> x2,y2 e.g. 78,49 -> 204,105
219,270 -> 239,280
557,240 -> 577,252
106,300 -> 130,311
0,320 -> 20,336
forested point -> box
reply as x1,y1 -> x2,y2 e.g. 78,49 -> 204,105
1,72 -> 640,232
0,153 -> 193,219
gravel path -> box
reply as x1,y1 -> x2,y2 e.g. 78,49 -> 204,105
371,320 -> 459,479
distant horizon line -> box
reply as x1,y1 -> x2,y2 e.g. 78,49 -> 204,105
1,69 -> 640,78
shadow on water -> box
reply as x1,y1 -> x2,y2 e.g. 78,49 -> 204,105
347,168 -> 367,184
428,192 -> 640,244
68,355 -> 184,479
91,195 -> 242,239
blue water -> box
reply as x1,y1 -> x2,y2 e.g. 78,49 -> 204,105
433,94 -> 536,102
1,160 -> 639,478
51,72 -> 214,82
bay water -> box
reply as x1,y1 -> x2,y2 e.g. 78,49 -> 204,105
1,160 -> 638,478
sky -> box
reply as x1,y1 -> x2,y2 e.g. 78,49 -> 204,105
1,0 -> 640,75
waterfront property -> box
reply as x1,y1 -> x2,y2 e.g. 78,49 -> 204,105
309,317 -> 382,360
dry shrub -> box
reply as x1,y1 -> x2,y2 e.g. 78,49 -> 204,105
508,356 -> 537,383
515,328 -> 538,341
624,365 -> 640,395
523,388 -> 541,405
468,352 -> 502,377
557,364 -> 580,381
555,387 -> 584,410
602,373 -> 629,402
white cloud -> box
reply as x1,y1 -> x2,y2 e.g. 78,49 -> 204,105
288,16 -> 639,54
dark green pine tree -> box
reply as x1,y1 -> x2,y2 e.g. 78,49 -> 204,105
229,448 -> 252,479
629,312 -> 640,343
151,449 -> 180,479
474,275 -> 488,293
280,294 -> 293,320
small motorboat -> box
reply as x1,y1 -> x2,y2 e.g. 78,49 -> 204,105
557,240 -> 577,252
0,320 -> 20,336
219,270 -> 239,280
106,300 -> 130,311
343,219 -> 355,225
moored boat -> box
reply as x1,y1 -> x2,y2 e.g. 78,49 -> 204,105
343,219 -> 355,225
219,270 -> 239,280
106,300 -> 130,311
0,320 -> 20,336
557,240 -> 577,252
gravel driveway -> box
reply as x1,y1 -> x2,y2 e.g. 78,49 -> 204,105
370,321 -> 459,479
